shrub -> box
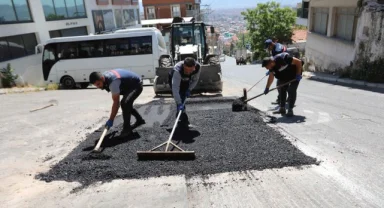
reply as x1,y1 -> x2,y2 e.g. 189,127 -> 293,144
0,63 -> 19,88
46,83 -> 59,91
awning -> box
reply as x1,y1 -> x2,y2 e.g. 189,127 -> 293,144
141,17 -> 194,26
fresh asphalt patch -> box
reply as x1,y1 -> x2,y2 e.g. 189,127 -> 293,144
36,97 -> 317,187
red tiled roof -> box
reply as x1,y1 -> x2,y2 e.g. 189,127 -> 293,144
292,30 -> 307,42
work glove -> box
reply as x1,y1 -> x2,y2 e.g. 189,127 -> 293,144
266,71 -> 270,76
185,90 -> 191,98
264,88 -> 269,95
296,74 -> 302,81
177,104 -> 185,111
105,119 -> 114,128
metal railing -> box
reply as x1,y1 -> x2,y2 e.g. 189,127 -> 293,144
186,10 -> 197,17
172,12 -> 181,17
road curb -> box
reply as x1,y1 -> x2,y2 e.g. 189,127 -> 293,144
303,72 -> 384,89
0,87 -> 45,95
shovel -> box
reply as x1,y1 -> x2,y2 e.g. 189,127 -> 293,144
233,79 -> 297,112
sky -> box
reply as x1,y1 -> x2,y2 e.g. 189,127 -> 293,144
138,0 -> 302,10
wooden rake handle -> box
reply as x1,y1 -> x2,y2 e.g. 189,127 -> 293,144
165,99 -> 187,151
244,79 -> 297,103
94,127 -> 109,151
30,103 -> 55,112
247,75 -> 268,93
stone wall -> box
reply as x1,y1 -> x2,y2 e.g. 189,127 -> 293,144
305,0 -> 384,73
354,1 -> 384,64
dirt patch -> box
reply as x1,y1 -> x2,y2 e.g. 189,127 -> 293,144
36,98 -> 317,187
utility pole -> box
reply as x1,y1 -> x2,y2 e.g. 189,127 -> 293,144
200,4 -> 212,23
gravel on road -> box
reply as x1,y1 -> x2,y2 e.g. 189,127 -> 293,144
36,98 -> 317,187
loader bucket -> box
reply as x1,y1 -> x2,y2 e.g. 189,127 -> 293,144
194,64 -> 223,93
153,64 -> 223,95
153,66 -> 173,94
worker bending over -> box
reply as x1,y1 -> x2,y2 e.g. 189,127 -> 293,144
168,57 -> 201,128
90,69 -> 145,137
265,39 -> 287,56
265,38 -> 288,104
262,52 -> 303,117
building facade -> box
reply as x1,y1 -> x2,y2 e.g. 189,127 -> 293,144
142,0 -> 201,20
296,0 -> 309,26
0,0 -> 141,86
305,0 -> 384,73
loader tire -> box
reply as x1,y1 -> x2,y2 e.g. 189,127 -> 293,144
209,57 -> 219,65
160,57 -> 171,68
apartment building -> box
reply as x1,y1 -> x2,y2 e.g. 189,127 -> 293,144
0,0 -> 140,86
142,0 -> 201,20
305,0 -> 384,72
296,0 -> 309,26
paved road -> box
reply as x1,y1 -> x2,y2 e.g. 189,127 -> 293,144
0,57 -> 383,207
220,56 -> 384,207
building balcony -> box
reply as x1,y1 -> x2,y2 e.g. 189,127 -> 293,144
186,10 -> 198,18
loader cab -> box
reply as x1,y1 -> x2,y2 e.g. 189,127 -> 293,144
170,22 -> 208,62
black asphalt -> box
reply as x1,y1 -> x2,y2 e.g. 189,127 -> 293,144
36,98 -> 317,187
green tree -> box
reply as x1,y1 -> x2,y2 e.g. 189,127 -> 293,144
235,33 -> 251,49
241,1 -> 296,59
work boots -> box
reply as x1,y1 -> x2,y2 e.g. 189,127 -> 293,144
132,119 -> 146,128
120,125 -> 133,138
287,109 -> 294,117
279,107 -> 286,115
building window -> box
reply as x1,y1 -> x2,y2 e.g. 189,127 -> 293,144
112,0 -> 130,5
96,0 -> 109,5
311,7 -> 328,35
335,8 -> 358,41
0,0 -> 33,24
171,5 -> 181,17
146,6 -> 155,19
302,2 -> 309,19
56,36 -> 153,60
49,26 -> 88,38
136,8 -> 140,24
41,0 -> 86,21
0,33 -> 38,62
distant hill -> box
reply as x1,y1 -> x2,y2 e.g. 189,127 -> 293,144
212,4 -> 296,15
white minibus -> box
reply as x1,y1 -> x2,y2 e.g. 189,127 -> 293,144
41,27 -> 167,89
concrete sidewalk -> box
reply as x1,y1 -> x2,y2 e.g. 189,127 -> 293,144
0,87 -> 45,95
303,71 -> 384,89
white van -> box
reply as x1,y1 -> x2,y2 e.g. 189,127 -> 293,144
41,27 -> 167,89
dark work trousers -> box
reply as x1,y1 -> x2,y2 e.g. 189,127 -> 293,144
279,80 -> 300,109
276,79 -> 281,102
169,76 -> 190,125
121,84 -> 144,130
